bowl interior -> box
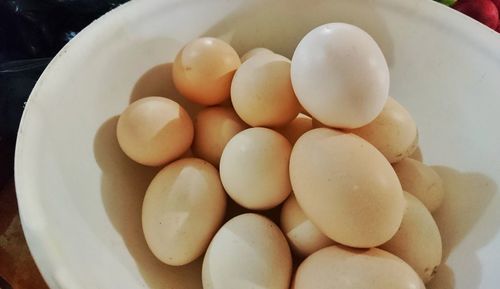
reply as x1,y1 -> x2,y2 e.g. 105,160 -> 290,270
15,0 -> 500,288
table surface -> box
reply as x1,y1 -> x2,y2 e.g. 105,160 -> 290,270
0,179 -> 48,289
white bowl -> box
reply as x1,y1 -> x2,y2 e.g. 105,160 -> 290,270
14,0 -> 500,288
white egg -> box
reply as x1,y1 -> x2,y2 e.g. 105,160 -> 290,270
291,23 -> 390,129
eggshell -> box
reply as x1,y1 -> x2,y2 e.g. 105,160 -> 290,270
192,106 -> 248,166
240,47 -> 274,62
142,158 -> 226,266
116,96 -> 193,166
393,158 -> 444,212
291,23 -> 389,129
202,213 -> 292,289
289,128 -> 405,248
276,114 -> 313,145
173,37 -> 241,105
294,246 -> 425,289
231,53 -> 301,127
280,195 -> 335,257
380,192 -> 442,283
220,127 -> 292,210
348,97 -> 418,163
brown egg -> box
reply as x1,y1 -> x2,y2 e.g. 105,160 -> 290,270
173,37 -> 241,105
202,213 -> 292,289
116,96 -> 193,166
192,106 -> 248,166
276,114 -> 313,145
409,146 -> 423,162
294,246 -> 425,289
280,195 -> 335,257
347,97 -> 418,163
220,127 -> 292,210
380,192 -> 442,283
290,128 -> 405,248
392,158 -> 444,212
142,158 -> 226,266
231,53 -> 301,127
240,47 -> 274,62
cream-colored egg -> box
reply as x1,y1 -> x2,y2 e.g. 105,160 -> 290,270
380,192 -> 442,283
291,23 -> 389,129
393,158 -> 444,212
276,114 -> 313,145
142,158 -> 226,266
192,106 -> 248,166
409,146 -> 423,162
290,128 -> 405,248
294,246 -> 425,289
116,96 -> 193,166
231,53 -> 301,127
240,47 -> 274,62
280,195 -> 335,257
202,213 -> 292,289
220,127 -> 292,210
173,37 -> 241,105
348,97 -> 418,163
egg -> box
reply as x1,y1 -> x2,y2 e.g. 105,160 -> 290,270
220,127 -> 292,210
409,146 -> 423,162
380,192 -> 442,283
116,96 -> 193,166
291,23 -> 389,129
289,128 -> 405,248
240,47 -> 274,62
202,213 -> 292,289
280,195 -> 335,257
142,158 -> 226,266
231,53 -> 301,127
393,158 -> 445,212
294,246 -> 425,289
348,97 -> 418,163
276,113 -> 313,145
173,37 -> 241,105
192,106 -> 248,166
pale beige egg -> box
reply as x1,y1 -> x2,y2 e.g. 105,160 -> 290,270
142,158 -> 226,266
231,53 -> 301,127
348,97 -> 418,163
240,47 -> 274,62
294,246 -> 425,289
173,37 -> 241,105
220,127 -> 292,210
280,195 -> 335,257
290,128 -> 405,248
380,192 -> 442,283
116,96 -> 193,166
276,114 -> 313,145
393,158 -> 444,212
192,106 -> 248,166
202,213 -> 292,289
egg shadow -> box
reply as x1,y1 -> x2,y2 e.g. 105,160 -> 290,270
427,167 -> 498,289
128,62 -> 202,117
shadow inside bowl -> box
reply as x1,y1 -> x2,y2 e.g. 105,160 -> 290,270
427,166 -> 498,289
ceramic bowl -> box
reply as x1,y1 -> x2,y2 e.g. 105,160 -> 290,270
14,0 -> 500,288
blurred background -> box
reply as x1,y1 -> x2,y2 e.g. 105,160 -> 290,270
0,0 -> 497,288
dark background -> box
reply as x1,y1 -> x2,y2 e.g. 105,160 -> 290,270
0,0 -> 129,191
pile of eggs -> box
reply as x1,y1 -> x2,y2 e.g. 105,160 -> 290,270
116,23 -> 444,289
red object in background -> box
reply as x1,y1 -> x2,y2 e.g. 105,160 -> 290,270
452,0 -> 499,29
